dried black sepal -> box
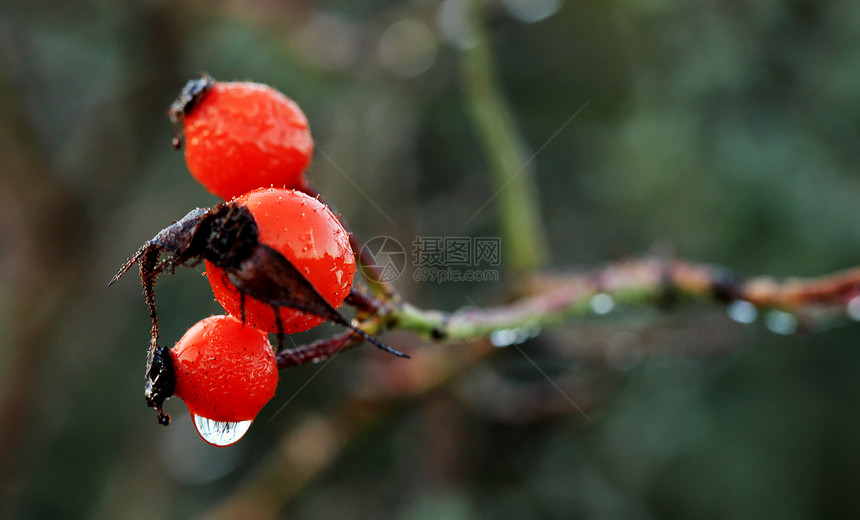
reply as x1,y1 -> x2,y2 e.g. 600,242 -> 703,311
144,346 -> 175,426
167,73 -> 215,149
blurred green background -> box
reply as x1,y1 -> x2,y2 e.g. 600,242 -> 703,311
2,0 -> 860,518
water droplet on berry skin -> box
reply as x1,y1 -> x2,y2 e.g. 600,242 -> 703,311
192,414 -> 253,447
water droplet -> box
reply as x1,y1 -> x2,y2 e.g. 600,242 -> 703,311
727,300 -> 758,324
489,325 -> 540,347
847,296 -> 860,321
590,293 -> 614,315
192,414 -> 253,447
764,310 -> 797,336
489,329 -> 516,347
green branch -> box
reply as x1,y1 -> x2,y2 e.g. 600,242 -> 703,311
274,258 -> 860,370
389,258 -> 860,341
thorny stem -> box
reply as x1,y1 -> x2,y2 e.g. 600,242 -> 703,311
345,287 -> 385,316
334,257 -> 860,353
276,331 -> 363,368
276,292 -> 387,369
275,256 -> 860,371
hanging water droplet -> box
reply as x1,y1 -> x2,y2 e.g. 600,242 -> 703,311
727,300 -> 758,324
590,293 -> 614,315
489,324 -> 540,347
489,329 -> 517,347
764,310 -> 797,336
192,414 -> 253,447
847,296 -> 860,321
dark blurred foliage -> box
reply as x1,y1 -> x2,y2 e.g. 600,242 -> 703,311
1,0 -> 860,518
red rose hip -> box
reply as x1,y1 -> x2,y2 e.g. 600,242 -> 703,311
171,314 -> 278,446
206,187 -> 356,334
174,77 -> 314,200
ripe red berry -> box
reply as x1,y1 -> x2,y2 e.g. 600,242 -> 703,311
206,187 -> 356,334
175,77 -> 314,200
171,314 -> 278,446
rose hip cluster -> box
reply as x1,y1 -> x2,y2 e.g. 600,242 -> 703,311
111,75 -> 402,446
